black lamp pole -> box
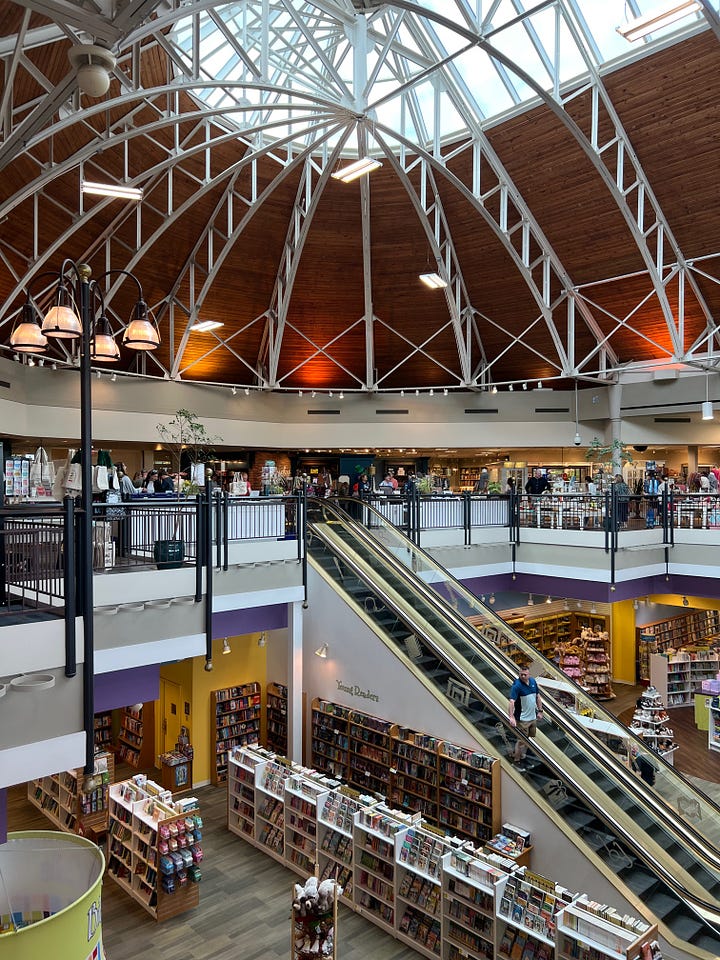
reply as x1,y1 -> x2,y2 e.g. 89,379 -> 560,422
77,263 -> 95,776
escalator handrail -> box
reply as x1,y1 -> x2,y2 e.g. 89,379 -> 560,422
308,499 -> 720,900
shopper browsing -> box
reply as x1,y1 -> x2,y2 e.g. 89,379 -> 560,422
508,664 -> 543,766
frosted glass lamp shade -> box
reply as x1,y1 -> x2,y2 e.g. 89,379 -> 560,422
122,299 -> 159,350
43,303 -> 82,339
10,304 -> 48,352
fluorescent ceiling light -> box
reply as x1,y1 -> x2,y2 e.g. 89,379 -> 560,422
419,272 -> 447,289
616,1 -> 701,41
331,157 -> 382,182
190,320 -> 224,332
81,180 -> 143,201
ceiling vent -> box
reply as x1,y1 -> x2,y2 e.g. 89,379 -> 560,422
652,368 -> 679,382
68,44 -> 116,98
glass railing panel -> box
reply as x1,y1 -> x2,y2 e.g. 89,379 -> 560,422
307,498 -> 720,946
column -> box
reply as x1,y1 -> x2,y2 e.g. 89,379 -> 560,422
287,600 -> 304,763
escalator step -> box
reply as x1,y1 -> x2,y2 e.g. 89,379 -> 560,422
619,869 -> 658,897
669,913 -> 706,942
644,891 -> 681,921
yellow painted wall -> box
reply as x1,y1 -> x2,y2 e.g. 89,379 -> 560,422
610,599 -> 637,684
190,634 -> 268,785
649,594 -> 720,612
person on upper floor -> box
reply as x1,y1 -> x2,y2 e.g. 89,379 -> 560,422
505,476 -> 516,495
115,461 -> 140,499
353,472 -> 371,497
387,469 -> 399,490
378,474 -> 395,494
643,471 -> 660,496
585,474 -> 598,496
157,469 -> 174,493
525,468 -> 548,496
143,469 -> 158,494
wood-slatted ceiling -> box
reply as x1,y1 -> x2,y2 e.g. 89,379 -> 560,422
1,6 -> 718,391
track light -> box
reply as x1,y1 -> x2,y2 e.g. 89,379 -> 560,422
563,599 -> 570,611
489,593 -> 496,605
415,389 -> 419,396
480,595 -> 486,603
545,595 -> 552,604
244,387 -> 250,396
232,386 -> 237,396
508,384 -> 514,391
96,369 -> 101,379
633,598 -> 639,610
258,632 -> 267,648
491,385 -> 497,394
527,594 -> 534,606
590,603 -> 597,615
400,390 -> 405,397
339,391 -> 344,399
429,388 -> 434,397
682,596 -> 689,607
522,382 -> 527,390
315,643 -> 329,658
222,638 -> 231,655
443,388 -> 448,396
537,381 -> 543,389
110,372 -> 117,382
204,659 -> 213,672
312,390 -> 316,398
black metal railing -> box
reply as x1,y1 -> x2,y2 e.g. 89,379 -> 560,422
0,506 -> 68,613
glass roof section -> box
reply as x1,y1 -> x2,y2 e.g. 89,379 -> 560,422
169,0 -> 712,152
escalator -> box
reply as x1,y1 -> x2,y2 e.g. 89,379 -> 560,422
306,496 -> 720,958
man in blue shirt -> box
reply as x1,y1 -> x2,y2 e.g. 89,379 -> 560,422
508,665 -> 543,765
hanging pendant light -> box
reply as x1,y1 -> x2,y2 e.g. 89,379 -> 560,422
42,281 -> 82,338
10,301 -> 48,353
90,314 -> 120,361
122,297 -> 159,350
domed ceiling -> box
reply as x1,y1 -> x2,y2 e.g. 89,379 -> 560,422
0,0 -> 719,394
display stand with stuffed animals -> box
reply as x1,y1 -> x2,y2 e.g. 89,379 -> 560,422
291,876 -> 340,960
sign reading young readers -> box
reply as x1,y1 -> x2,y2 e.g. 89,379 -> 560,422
335,680 -> 380,703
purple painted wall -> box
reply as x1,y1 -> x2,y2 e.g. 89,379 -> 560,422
461,573 -> 720,605
94,664 -> 160,712
0,788 -> 6,845
213,603 -> 287,638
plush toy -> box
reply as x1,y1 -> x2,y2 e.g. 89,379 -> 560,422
316,879 -> 338,914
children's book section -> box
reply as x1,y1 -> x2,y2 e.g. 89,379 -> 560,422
107,775 -> 203,921
228,744 -> 663,960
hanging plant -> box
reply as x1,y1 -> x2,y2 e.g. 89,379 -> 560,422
584,437 -> 633,466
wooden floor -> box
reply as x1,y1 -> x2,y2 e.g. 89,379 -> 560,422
7,776 -> 419,960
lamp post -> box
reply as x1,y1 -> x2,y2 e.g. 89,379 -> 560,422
10,260 -> 159,773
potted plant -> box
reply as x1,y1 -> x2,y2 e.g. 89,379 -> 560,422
154,409 -> 222,569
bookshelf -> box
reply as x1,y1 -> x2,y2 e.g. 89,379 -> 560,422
441,848 -> 505,960
348,709 -> 393,794
93,710 -> 114,750
284,774 -> 328,877
211,682 -> 261,784
117,702 -> 155,769
556,895 -> 657,960
226,748 -> 660,960
310,702 -> 500,844
709,699 -> 720,754
438,741 -> 499,847
317,787 -> 369,903
395,823 -> 449,957
311,698 -> 350,778
353,804 -> 411,933
27,751 -> 114,838
389,727 -> 439,820
648,649 -> 720,709
107,776 -> 202,921
583,631 -> 615,700
266,681 -> 288,755
636,609 -> 720,681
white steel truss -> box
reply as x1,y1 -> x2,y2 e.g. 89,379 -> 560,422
0,0 -> 718,390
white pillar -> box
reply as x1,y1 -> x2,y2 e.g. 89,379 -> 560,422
287,600 -> 304,763
608,382 -> 623,475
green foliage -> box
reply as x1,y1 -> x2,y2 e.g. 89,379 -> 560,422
584,437 -> 633,466
487,480 -> 503,495
416,474 -> 434,495
157,409 -> 223,469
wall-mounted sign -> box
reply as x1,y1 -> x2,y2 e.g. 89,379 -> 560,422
336,680 -> 380,703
